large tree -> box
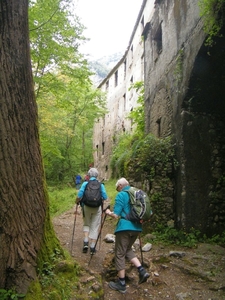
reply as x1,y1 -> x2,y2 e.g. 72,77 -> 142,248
0,0 -> 59,293
29,0 -> 107,183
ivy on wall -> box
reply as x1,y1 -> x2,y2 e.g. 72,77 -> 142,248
110,81 -> 178,188
198,0 -> 225,46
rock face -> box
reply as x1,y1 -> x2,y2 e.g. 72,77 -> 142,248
144,0 -> 225,236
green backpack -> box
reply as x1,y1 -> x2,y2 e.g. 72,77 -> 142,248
125,187 -> 153,223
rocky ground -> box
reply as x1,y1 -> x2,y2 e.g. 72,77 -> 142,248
52,201 -> 225,300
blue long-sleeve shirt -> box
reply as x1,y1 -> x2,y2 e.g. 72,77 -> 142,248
77,177 -> 108,200
113,185 -> 142,233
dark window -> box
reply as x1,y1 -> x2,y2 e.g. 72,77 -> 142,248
115,70 -> 118,87
154,23 -> 162,55
141,16 -> 144,28
106,80 -> 109,90
156,118 -> 161,137
124,59 -> 126,79
102,142 -> 105,155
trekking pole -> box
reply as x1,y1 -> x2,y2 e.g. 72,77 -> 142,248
98,204 -> 103,250
70,204 -> 78,255
88,205 -> 110,266
98,179 -> 105,249
139,234 -> 144,266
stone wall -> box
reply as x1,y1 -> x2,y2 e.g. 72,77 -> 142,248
144,0 -> 225,235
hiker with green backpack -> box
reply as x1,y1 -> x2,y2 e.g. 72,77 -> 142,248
76,168 -> 108,254
105,177 -> 150,294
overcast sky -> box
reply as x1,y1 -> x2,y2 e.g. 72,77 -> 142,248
75,0 -> 143,59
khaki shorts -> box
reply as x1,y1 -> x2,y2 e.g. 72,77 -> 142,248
114,230 -> 139,271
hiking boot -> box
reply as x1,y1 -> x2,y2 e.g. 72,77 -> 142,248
138,268 -> 150,284
109,280 -> 126,294
90,247 -> 96,255
82,242 -> 89,253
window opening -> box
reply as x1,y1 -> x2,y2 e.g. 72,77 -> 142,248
106,80 -> 109,90
102,142 -> 105,155
114,70 -> 118,87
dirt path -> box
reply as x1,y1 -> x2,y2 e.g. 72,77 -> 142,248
52,203 -> 225,300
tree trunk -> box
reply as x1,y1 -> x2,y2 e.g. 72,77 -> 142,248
0,0 -> 53,293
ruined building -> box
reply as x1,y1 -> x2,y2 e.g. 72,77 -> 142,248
93,0 -> 225,236
93,0 -> 155,180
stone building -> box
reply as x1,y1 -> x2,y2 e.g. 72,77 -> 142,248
144,0 -> 225,235
93,0 -> 225,235
92,0 -> 155,180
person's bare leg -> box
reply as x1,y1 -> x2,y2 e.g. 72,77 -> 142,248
83,231 -> 89,253
131,257 -> 150,284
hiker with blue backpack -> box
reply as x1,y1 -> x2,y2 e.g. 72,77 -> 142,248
76,168 -> 108,254
105,177 -> 150,294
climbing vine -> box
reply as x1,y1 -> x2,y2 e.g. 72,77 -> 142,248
127,81 -> 145,137
110,81 -> 178,184
198,0 -> 225,46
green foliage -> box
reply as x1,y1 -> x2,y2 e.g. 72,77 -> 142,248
127,81 -> 145,136
111,80 -> 177,181
206,231 -> 225,245
148,226 -> 203,248
198,0 -> 225,46
0,289 -> 25,300
103,179 -> 118,206
110,133 -> 138,178
111,131 -> 177,183
127,134 -> 176,179
29,0 -> 107,184
48,186 -> 77,216
147,225 -> 225,248
26,251 -> 80,300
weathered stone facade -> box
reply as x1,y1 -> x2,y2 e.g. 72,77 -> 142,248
93,0 -> 155,180
93,0 -> 225,236
144,0 -> 225,235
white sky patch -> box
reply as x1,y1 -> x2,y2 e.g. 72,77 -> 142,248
74,0 -> 142,59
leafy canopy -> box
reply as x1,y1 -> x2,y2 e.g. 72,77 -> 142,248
29,0 -> 107,183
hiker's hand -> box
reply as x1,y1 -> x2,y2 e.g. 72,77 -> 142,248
76,197 -> 80,204
105,209 -> 112,216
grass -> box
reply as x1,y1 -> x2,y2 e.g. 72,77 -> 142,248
48,186 -> 78,217
102,178 -> 117,206
48,179 -> 118,218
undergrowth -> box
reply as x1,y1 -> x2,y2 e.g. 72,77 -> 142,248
145,224 -> 225,248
